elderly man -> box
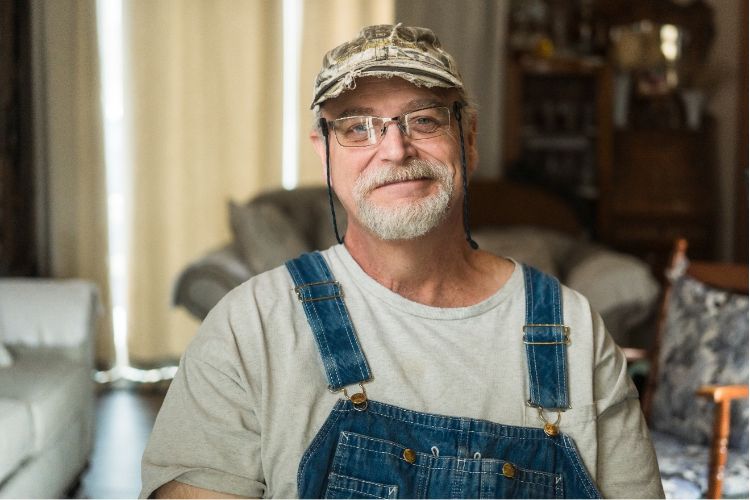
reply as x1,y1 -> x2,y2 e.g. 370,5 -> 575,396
141,24 -> 664,499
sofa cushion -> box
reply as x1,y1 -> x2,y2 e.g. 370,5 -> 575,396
0,398 -> 32,484
564,245 -> 659,346
0,279 -> 98,348
0,347 -> 93,453
230,201 -> 310,274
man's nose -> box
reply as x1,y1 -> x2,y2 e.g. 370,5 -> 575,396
378,120 -> 412,161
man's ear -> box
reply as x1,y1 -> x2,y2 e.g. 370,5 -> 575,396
465,115 -> 479,176
310,125 -> 329,183
310,127 -> 326,165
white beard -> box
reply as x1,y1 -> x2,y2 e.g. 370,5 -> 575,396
353,159 -> 454,240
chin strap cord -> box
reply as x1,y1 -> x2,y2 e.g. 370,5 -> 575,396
320,118 -> 344,245
453,102 -> 479,250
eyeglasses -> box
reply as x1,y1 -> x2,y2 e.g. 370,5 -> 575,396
327,106 -> 452,147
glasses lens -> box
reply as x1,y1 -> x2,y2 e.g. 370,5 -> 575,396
330,106 -> 451,147
405,107 -> 450,139
332,116 -> 383,147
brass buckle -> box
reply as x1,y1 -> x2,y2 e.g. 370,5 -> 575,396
294,280 -> 342,303
537,407 -> 562,437
329,382 -> 369,411
522,324 -> 571,345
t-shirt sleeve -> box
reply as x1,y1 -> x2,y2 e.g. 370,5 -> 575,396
139,296 -> 265,499
591,311 -> 665,499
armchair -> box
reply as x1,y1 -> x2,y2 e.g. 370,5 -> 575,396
641,239 -> 749,499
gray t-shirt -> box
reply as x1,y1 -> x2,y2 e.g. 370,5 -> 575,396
140,245 -> 664,498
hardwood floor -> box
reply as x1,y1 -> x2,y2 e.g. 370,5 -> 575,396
75,386 -> 166,499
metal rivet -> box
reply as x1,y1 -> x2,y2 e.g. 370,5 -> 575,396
502,462 -> 516,478
544,423 -> 559,437
403,448 -> 417,464
350,392 -> 367,405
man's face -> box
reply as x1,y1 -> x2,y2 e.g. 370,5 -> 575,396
313,77 -> 475,241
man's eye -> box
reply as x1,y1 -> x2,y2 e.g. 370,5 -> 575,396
347,123 -> 370,135
409,115 -> 440,132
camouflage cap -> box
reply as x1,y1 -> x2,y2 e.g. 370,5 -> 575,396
311,23 -> 464,109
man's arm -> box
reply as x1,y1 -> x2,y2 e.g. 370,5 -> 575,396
153,480 -> 246,499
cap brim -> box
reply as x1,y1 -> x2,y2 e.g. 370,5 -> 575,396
311,66 -> 463,108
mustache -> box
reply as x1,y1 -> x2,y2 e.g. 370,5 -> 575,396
354,160 -> 451,195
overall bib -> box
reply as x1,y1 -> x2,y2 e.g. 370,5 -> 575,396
286,252 -> 601,499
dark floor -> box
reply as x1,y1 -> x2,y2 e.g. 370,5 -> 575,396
75,387 -> 166,499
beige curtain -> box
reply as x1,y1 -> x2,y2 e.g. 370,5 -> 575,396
33,0 -> 114,364
297,1 -> 395,185
124,0 -> 284,362
123,0 -> 394,363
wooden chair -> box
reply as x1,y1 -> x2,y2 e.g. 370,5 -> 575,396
639,239 -> 748,499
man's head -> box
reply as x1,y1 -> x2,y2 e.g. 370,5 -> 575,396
310,24 -> 478,248
311,24 -> 466,110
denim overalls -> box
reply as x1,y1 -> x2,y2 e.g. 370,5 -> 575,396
286,252 -> 601,499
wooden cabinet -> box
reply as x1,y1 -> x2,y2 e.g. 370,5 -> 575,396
503,55 -> 717,272
600,125 -> 715,272
503,56 -> 613,236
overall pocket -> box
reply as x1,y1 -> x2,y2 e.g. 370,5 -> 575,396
324,432 -> 420,499
481,460 -> 564,499
325,472 -> 398,499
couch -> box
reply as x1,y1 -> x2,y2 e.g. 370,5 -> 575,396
174,182 -> 660,349
0,279 -> 98,498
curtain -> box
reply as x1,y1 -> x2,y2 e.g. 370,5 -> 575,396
123,0 -> 284,363
32,0 -> 114,364
123,0 -> 393,363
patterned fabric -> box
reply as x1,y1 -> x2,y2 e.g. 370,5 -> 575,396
651,275 -> 749,449
652,430 -> 749,499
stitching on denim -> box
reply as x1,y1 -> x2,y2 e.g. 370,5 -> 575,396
525,268 -> 542,406
335,440 -> 567,484
290,256 -> 342,388
309,300 -> 342,388
330,279 -> 369,382
557,435 -> 598,498
312,252 -> 370,385
555,475 -> 564,498
328,472 -> 399,498
326,485 -> 386,499
306,255 -> 344,388
327,402 -> 575,448
553,278 -> 567,408
329,472 -> 398,490
451,457 -> 464,498
351,405 -> 571,446
296,399 -> 345,494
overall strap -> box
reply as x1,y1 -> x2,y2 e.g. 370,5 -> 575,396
286,252 -> 372,391
522,265 -> 570,411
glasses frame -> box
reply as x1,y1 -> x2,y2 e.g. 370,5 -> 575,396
326,105 -> 453,148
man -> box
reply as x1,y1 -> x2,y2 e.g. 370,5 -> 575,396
141,24 -> 664,499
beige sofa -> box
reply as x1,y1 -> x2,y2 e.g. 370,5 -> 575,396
173,185 -> 660,349
0,279 -> 97,498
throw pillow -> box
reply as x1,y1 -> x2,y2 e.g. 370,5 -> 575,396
0,343 -> 13,368
229,201 -> 310,274
650,275 -> 749,449
564,246 -> 659,345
